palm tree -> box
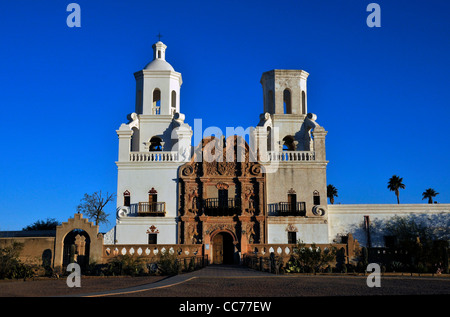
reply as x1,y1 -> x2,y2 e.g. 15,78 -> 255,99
327,184 -> 338,204
387,175 -> 405,204
422,188 -> 439,204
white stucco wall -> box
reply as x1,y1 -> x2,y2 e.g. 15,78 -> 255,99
116,162 -> 181,218
105,217 -> 177,245
328,204 -> 450,247
268,217 -> 329,244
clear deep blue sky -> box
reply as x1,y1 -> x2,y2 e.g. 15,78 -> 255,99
0,0 -> 448,232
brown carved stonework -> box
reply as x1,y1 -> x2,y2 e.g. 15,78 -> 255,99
286,224 -> 298,232
177,136 -> 267,261
146,225 -> 160,234
186,222 -> 199,244
216,182 -> 229,190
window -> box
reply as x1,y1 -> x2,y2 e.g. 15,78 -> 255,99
283,89 -> 292,114
123,190 -> 131,207
171,90 -> 177,109
302,91 -> 306,114
148,234 -> 157,244
288,232 -> 297,244
153,89 -> 161,115
313,191 -> 320,205
131,127 -> 139,151
268,90 -> 274,113
158,50 -> 161,59
218,189 -> 228,208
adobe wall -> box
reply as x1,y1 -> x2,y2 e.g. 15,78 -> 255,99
0,237 -> 56,266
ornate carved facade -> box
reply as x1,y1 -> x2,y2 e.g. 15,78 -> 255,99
178,136 -> 266,262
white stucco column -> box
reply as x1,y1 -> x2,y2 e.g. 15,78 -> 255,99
117,126 -> 133,162
253,126 -> 268,162
312,127 -> 327,161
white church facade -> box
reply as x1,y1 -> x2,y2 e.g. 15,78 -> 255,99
103,41 -> 450,264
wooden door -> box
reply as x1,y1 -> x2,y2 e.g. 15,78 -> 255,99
288,193 -> 296,212
149,194 -> 157,212
213,234 -> 224,264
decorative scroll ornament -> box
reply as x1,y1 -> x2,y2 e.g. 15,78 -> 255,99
182,165 -> 194,176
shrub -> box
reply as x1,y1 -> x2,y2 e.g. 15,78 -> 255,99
0,242 -> 34,279
157,251 -> 181,276
105,254 -> 146,276
389,261 -> 404,272
285,241 -> 337,273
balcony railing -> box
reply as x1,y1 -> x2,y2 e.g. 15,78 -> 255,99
203,198 -> 241,216
267,151 -> 315,162
129,151 -> 179,162
138,202 -> 166,216
268,202 -> 306,216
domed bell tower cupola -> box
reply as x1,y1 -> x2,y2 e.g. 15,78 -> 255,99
134,41 -> 182,116
258,69 -> 320,152
260,69 -> 308,116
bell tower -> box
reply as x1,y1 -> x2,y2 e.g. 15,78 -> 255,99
260,69 -> 308,116
134,41 -> 182,116
258,69 -> 315,152
117,40 -> 192,155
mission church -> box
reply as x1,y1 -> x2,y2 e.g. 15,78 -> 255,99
2,40 -> 448,269
102,41 -> 450,265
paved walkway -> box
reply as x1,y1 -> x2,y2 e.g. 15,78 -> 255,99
73,265 -> 273,297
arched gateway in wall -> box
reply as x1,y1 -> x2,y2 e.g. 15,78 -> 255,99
54,213 -> 104,270
178,135 -> 266,264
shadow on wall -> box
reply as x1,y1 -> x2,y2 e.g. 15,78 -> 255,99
339,213 -> 450,247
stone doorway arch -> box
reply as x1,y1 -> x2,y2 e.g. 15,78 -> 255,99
54,213 -> 103,272
211,230 -> 238,265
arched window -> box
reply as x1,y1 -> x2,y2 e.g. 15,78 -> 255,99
153,89 -> 161,115
171,90 -> 177,109
123,190 -> 131,207
313,190 -> 320,205
302,91 -> 306,114
149,136 -> 163,151
283,89 -> 292,114
267,126 -> 272,151
268,90 -> 274,113
131,127 -> 139,151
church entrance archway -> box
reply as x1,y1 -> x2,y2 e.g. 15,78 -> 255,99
212,232 -> 235,265
62,229 -> 90,269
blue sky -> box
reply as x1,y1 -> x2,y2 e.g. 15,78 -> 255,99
0,0 -> 448,232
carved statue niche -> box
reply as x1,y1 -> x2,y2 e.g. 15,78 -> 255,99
245,222 -> 256,244
186,222 -> 199,244
243,188 -> 255,214
242,184 -> 257,215
188,188 -> 199,212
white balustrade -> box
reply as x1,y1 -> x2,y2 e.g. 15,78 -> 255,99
129,151 -> 179,162
267,151 -> 315,162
